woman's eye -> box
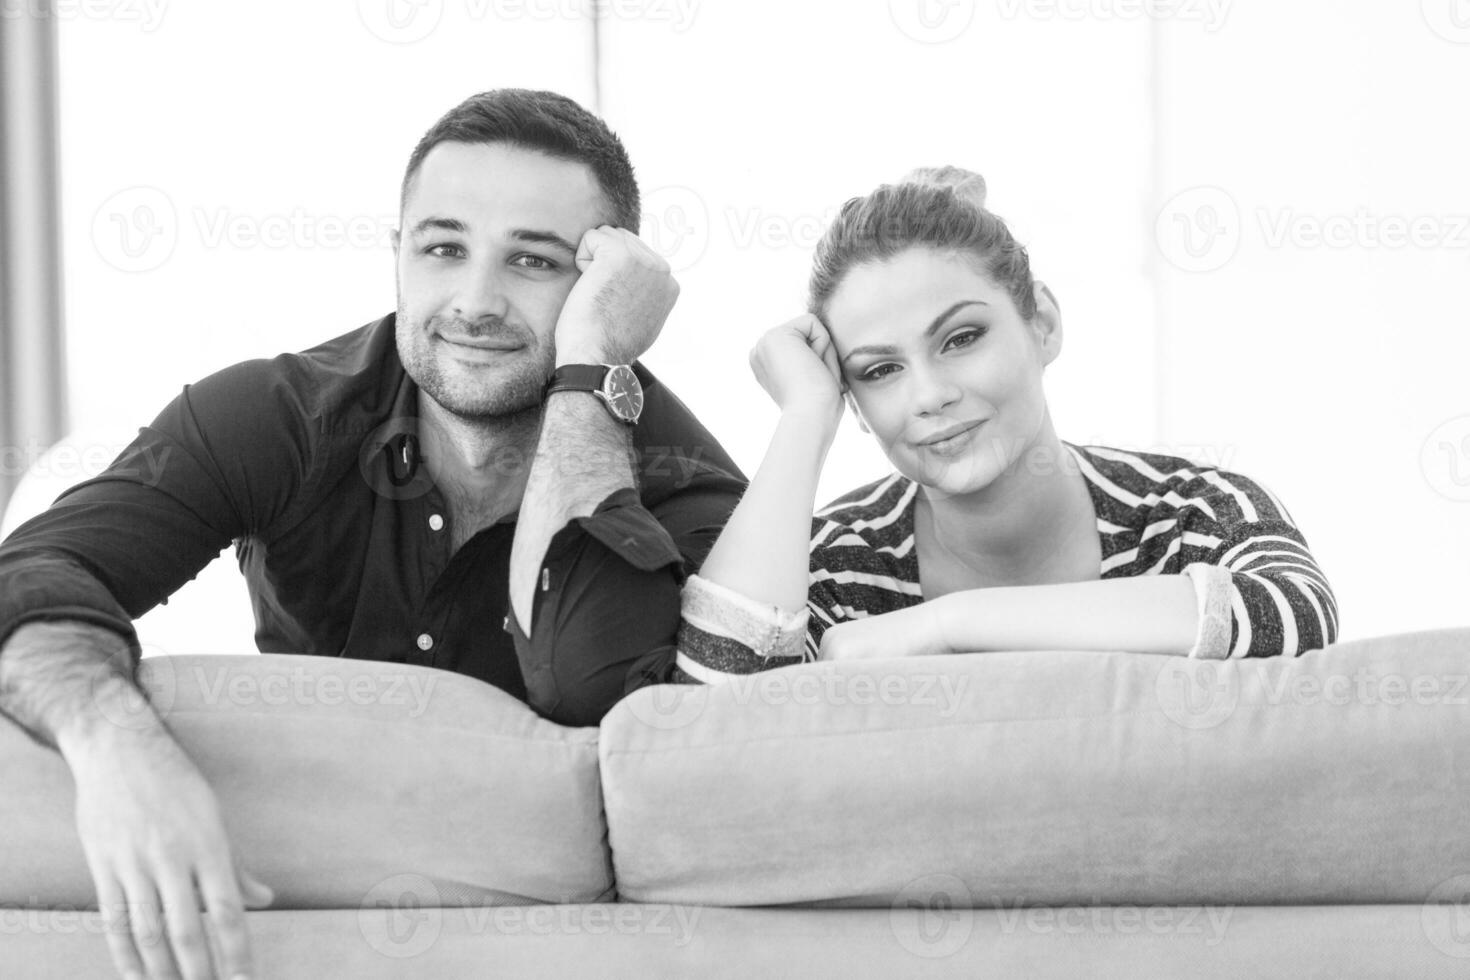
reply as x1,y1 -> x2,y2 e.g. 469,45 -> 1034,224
425,243 -> 464,259
513,254 -> 556,271
860,363 -> 899,382
944,327 -> 987,351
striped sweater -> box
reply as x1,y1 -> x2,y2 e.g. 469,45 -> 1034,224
676,442 -> 1338,681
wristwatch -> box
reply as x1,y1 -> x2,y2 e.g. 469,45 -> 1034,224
545,364 -> 644,424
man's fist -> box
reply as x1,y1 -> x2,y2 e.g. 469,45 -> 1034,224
554,226 -> 678,366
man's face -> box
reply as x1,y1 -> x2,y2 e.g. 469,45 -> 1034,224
393,141 -> 609,420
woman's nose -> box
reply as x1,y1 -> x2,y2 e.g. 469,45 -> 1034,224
910,364 -> 962,417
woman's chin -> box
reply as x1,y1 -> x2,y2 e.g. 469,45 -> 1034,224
898,449 -> 1001,500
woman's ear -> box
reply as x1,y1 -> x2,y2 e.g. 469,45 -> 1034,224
1031,280 -> 1063,367
844,391 -> 870,433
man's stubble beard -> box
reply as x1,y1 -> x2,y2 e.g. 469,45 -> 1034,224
397,311 -> 556,424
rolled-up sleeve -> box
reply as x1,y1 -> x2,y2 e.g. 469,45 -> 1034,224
506,487 -> 694,726
1179,473 -> 1339,658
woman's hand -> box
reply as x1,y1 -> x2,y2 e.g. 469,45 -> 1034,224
818,602 -> 952,661
749,314 -> 845,423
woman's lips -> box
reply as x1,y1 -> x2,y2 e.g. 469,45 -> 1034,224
916,419 -> 985,454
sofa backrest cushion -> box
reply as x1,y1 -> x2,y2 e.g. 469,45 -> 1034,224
1,654 -> 612,909
600,628 -> 1470,907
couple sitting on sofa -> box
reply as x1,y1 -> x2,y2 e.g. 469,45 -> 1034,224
0,85 -> 1334,980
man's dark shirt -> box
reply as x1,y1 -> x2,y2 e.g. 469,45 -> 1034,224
0,316 -> 746,726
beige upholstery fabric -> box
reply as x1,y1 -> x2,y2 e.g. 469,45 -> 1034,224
0,654 -> 611,908
2,905 -> 1459,979
601,628 -> 1470,907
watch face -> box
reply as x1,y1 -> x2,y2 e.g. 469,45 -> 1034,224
602,365 -> 644,422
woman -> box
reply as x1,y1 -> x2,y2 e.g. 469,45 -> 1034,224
674,172 -> 1337,681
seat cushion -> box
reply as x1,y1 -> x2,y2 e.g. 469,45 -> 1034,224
600,628 -> 1470,907
3,905 -> 1459,979
0,653 -> 611,908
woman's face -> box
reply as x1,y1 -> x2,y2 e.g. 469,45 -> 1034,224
825,247 -> 1059,498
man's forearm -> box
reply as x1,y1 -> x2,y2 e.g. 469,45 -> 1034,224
508,392 -> 637,633
0,621 -> 159,754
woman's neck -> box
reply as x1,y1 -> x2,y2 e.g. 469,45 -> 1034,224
917,423 -> 1095,583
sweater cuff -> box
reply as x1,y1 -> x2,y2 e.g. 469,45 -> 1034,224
1182,563 -> 1234,660
676,574 -> 810,681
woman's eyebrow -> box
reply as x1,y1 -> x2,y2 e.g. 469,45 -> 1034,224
842,299 -> 989,364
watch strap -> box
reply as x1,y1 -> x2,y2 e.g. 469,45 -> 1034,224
545,364 -> 610,394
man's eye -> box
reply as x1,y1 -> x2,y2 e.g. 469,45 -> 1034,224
425,243 -> 464,259
859,363 -> 899,382
512,254 -> 556,271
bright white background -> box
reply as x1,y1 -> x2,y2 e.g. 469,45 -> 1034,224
28,0 -> 1470,652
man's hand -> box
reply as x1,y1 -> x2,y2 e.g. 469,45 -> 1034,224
818,603 -> 952,662
1,622 -> 271,980
66,723 -> 273,980
554,226 -> 678,365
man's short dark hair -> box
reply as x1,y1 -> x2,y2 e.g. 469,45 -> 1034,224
400,89 -> 641,231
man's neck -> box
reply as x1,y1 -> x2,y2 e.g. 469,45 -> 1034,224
416,390 -> 541,529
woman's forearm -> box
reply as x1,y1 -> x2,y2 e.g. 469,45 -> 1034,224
934,575 -> 1200,657
696,410 -> 838,614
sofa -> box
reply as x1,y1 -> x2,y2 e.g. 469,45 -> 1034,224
4,627 -> 1469,978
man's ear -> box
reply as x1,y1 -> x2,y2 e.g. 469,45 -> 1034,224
1031,280 -> 1063,368
390,227 -> 401,258
844,391 -> 870,434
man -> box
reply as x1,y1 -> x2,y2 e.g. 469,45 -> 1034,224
0,89 -> 744,980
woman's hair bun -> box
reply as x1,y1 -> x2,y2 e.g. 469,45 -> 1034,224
899,166 -> 987,209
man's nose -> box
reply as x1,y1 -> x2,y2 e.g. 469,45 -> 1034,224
452,263 -> 510,321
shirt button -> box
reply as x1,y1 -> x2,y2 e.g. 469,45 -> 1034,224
416,633 -> 434,651
428,513 -> 444,531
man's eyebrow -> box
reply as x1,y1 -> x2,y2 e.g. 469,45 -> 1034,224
405,221 -> 577,256
408,216 -> 468,237
509,229 -> 578,254
841,300 -> 989,364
